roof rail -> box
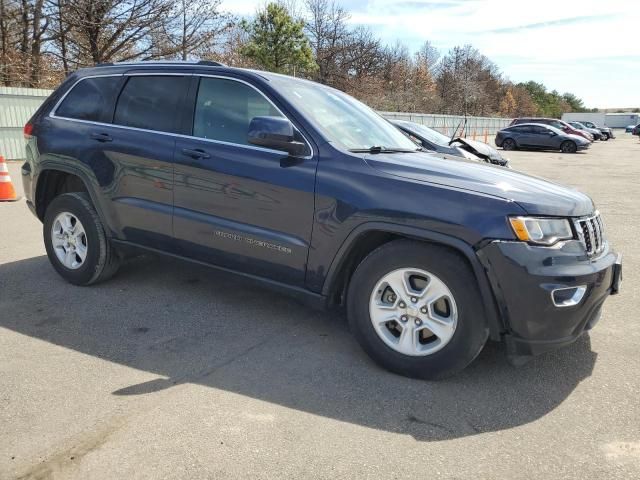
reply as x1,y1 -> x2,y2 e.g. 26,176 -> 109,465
92,60 -> 226,67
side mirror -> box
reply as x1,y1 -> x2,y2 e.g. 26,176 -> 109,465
248,116 -> 307,157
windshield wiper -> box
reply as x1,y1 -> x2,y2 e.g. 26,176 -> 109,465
349,146 -> 419,154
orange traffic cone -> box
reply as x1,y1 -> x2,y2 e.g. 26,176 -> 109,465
0,155 -> 20,201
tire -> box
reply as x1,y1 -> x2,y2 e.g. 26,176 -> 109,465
347,240 -> 489,380
602,133 -> 609,141
560,140 -> 577,153
502,138 -> 516,151
43,192 -> 121,285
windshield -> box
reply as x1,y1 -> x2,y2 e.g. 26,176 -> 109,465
396,121 -> 451,146
267,75 -> 418,151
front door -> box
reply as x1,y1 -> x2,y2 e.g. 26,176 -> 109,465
173,76 -> 317,286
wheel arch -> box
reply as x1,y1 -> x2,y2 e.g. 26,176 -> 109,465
322,222 -> 504,340
35,163 -> 109,232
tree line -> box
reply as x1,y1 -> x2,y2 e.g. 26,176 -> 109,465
0,0 -> 593,117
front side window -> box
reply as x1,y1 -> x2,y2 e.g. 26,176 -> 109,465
114,76 -> 190,133
55,76 -> 122,123
193,78 -> 283,145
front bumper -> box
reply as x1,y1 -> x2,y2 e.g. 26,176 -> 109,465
477,240 -> 620,359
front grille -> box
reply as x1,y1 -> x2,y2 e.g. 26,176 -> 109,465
575,212 -> 606,256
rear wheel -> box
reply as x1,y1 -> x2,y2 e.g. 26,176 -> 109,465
44,192 -> 121,285
502,138 -> 516,151
347,240 -> 488,379
560,140 -> 577,153
601,132 -> 609,141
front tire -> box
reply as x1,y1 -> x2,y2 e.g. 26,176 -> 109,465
560,140 -> 577,153
43,192 -> 121,285
347,240 -> 489,379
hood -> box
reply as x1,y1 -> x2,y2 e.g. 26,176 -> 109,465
363,151 -> 594,216
451,137 -> 508,165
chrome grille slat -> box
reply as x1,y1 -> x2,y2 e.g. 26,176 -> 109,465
575,212 -> 606,257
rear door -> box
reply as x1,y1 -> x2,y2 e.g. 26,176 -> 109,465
172,75 -> 318,286
106,73 -> 191,250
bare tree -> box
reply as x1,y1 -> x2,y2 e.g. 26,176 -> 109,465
60,0 -> 174,66
304,0 -> 350,84
154,0 -> 229,60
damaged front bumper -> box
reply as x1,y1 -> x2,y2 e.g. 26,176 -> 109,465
477,239 -> 621,362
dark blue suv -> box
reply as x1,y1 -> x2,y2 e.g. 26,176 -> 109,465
21,61 -> 621,379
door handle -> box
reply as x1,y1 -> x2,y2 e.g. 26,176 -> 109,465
181,148 -> 210,159
90,132 -> 113,142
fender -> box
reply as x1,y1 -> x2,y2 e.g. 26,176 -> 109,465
35,160 -> 118,237
321,221 -> 505,340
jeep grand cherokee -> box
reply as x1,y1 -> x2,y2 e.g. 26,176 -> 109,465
21,61 -> 622,379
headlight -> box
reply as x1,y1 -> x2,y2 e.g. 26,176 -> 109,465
509,217 -> 574,245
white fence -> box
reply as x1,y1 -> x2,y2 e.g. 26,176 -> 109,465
380,112 -> 513,141
1,87 -> 514,160
0,86 -> 53,160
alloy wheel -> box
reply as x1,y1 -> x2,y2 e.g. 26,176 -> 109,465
368,268 -> 458,356
51,211 -> 88,269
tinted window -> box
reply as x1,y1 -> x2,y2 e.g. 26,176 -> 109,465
114,76 -> 189,133
511,125 -> 532,133
530,126 -> 548,134
193,78 -> 283,145
55,76 -> 122,122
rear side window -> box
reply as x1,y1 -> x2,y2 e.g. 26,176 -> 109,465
55,76 -> 122,122
114,76 -> 190,133
193,77 -> 283,145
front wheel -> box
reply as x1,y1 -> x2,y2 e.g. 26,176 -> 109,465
347,240 -> 489,379
601,133 -> 609,141
560,140 -> 577,153
43,192 -> 121,285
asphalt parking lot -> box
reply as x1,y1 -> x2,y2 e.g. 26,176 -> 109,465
1,133 -> 639,479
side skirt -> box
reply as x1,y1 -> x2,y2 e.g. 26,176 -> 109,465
111,239 -> 329,311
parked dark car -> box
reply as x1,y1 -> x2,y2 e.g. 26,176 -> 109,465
21,61 -> 621,379
496,123 -> 591,153
580,121 -> 614,140
625,125 -> 635,133
392,119 -> 509,166
511,117 -> 593,142
568,121 -> 602,141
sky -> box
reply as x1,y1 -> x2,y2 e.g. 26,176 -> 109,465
220,0 -> 640,108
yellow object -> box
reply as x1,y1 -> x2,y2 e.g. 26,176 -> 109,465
509,217 -> 530,241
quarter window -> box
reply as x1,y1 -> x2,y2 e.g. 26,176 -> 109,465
193,78 -> 283,145
114,76 -> 189,133
55,76 -> 122,123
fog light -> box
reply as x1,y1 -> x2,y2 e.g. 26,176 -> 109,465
551,286 -> 587,307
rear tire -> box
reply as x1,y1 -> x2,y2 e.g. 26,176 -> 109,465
43,192 -> 121,285
560,140 -> 577,153
601,133 -> 609,141
502,138 -> 516,151
347,240 -> 489,380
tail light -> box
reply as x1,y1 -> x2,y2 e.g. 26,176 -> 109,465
24,123 -> 34,139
